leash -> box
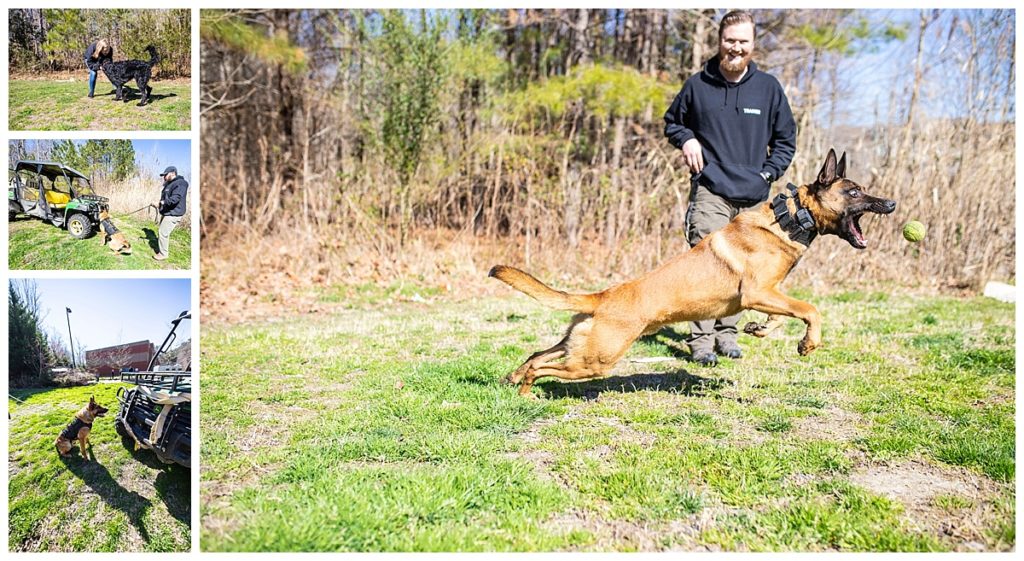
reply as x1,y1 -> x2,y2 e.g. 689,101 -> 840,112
112,204 -> 159,223
113,203 -> 157,218
772,183 -> 817,247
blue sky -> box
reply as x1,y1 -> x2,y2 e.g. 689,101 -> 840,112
130,140 -> 192,180
29,278 -> 191,353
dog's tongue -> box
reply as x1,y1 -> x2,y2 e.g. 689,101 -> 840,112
850,216 -> 866,246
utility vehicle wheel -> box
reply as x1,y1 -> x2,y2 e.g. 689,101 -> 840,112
67,213 -> 92,239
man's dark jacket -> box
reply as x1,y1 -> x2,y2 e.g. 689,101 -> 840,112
664,57 -> 796,204
160,176 -> 188,217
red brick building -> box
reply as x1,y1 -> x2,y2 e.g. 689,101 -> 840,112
86,340 -> 155,376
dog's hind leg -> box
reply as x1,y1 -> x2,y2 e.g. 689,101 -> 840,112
518,360 -> 606,398
137,78 -> 150,106
506,313 -> 592,385
505,339 -> 567,385
518,318 -> 641,397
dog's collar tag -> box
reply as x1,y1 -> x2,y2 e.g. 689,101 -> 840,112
772,183 -> 817,247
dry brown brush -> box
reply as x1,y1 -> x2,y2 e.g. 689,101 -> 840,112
200,9 -> 1014,313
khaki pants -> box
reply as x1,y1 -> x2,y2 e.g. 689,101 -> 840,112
685,180 -> 759,353
158,215 -> 182,256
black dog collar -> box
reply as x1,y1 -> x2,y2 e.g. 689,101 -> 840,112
772,183 -> 817,247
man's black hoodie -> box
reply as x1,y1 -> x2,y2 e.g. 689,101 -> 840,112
160,175 -> 188,217
664,57 -> 796,204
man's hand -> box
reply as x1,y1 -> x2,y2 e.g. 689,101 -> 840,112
682,138 -> 705,174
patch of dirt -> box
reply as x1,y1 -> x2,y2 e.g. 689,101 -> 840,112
506,415 -> 563,484
849,459 -> 1008,550
509,411 -> 661,489
792,406 -> 864,442
721,416 -> 769,446
548,505 -> 753,551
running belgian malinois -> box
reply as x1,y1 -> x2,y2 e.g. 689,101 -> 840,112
490,149 -> 897,398
55,396 -> 109,460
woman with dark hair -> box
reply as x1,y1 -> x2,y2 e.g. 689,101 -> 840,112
84,38 -> 113,98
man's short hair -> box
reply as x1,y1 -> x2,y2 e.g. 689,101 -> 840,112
719,10 -> 756,38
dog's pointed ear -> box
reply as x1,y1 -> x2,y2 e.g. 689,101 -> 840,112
836,152 -> 847,178
817,148 -> 838,186
89,396 -> 95,405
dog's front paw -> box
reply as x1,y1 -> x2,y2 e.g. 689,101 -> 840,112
797,337 -> 819,356
743,322 -> 769,337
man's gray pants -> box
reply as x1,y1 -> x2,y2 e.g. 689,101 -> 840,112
684,180 -> 758,354
158,214 -> 182,256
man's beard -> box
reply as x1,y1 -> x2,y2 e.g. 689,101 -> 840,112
721,53 -> 751,74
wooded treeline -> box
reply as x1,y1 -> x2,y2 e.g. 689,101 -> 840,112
8,280 -> 84,388
201,9 -> 1014,290
9,9 -> 191,78
9,139 -> 138,183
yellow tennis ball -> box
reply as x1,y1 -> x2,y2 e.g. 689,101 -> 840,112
903,221 -> 926,243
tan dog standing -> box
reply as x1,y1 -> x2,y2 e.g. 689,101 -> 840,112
491,149 -> 896,397
98,210 -> 132,254
55,396 -> 109,460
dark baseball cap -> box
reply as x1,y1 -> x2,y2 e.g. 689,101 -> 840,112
160,166 -> 177,176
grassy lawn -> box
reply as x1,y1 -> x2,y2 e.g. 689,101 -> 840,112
8,383 -> 191,552
9,214 -> 191,270
9,78 -> 191,131
200,288 -> 1014,552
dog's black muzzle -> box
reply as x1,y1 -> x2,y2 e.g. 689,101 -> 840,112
872,199 -> 897,214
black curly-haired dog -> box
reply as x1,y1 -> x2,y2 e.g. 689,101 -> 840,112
100,45 -> 160,106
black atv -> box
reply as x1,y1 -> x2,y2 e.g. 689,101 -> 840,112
114,310 -> 191,468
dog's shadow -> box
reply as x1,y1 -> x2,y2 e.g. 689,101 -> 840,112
118,430 -> 190,526
538,368 -> 730,400
112,87 -> 177,105
61,453 -> 153,543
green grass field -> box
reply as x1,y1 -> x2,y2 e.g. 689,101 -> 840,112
8,384 -> 191,552
200,288 -> 1014,552
8,78 -> 191,131
8,214 -> 190,270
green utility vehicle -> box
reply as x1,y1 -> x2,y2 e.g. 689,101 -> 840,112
8,160 -> 109,238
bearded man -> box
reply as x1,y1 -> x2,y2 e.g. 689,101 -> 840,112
663,9 -> 797,366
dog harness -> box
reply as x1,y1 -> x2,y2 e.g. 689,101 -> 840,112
101,218 -> 120,235
59,418 -> 91,441
771,183 -> 817,247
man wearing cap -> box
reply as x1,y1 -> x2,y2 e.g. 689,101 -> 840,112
154,166 -> 188,261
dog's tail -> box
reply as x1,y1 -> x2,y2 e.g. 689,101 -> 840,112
145,45 -> 160,66
489,265 -> 600,314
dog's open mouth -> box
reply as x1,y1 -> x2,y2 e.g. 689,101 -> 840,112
843,213 -> 868,249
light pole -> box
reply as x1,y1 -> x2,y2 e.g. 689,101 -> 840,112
66,307 -> 75,369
